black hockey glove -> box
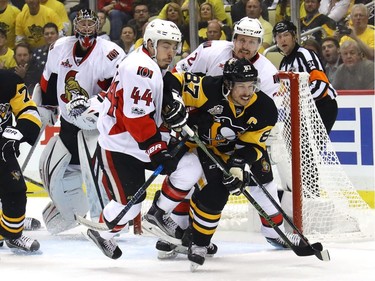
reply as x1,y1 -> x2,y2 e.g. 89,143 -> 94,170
163,100 -> 188,131
147,141 -> 179,175
0,127 -> 23,162
222,157 -> 251,196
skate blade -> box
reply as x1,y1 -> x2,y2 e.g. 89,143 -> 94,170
141,219 -> 182,245
190,262 -> 200,272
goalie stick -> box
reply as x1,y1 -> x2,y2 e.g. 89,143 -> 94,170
76,134 -> 189,231
182,125 -> 330,262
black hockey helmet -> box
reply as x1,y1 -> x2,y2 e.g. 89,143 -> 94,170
223,58 -> 259,93
272,20 -> 297,37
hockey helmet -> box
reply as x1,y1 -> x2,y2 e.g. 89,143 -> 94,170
272,20 -> 297,37
143,19 -> 182,55
232,17 -> 264,41
223,58 -> 259,93
73,9 -> 100,49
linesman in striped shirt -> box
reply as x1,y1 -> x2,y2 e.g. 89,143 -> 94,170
273,20 -> 338,133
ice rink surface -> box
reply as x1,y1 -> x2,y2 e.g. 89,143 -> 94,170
0,197 -> 374,281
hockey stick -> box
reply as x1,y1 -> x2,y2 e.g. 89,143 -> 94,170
24,175 -> 44,188
182,124 -> 330,261
21,123 -> 47,172
76,134 -> 189,231
246,172 -> 330,261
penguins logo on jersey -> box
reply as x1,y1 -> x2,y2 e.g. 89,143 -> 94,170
208,105 -> 223,115
28,24 -> 43,42
0,103 -> 11,132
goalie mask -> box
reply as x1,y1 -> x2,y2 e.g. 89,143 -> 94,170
74,9 -> 100,49
223,58 -> 259,97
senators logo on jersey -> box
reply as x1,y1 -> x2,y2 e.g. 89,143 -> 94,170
137,66 -> 153,79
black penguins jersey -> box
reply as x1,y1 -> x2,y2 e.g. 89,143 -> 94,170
167,71 -> 278,164
0,69 -> 41,145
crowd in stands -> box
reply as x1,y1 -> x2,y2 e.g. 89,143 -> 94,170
0,0 -> 374,90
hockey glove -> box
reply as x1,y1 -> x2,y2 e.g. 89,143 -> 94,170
0,127 -> 23,162
66,95 -> 90,118
147,141 -> 179,175
162,100 -> 188,131
222,157 -> 251,196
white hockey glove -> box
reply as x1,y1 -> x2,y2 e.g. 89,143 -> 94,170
38,106 -> 59,126
222,158 -> 251,196
0,127 -> 23,162
66,96 -> 98,130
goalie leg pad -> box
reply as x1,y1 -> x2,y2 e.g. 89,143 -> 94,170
77,130 -> 109,221
42,201 -> 79,234
39,135 -> 89,234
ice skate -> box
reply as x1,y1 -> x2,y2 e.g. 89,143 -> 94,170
188,242 -> 208,271
5,234 -> 40,252
143,191 -> 184,239
24,217 -> 42,231
266,232 -> 302,249
87,229 -> 122,259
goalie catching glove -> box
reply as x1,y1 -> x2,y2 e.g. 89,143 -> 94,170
66,95 -> 98,130
0,127 -> 23,162
162,99 -> 188,131
222,157 -> 251,196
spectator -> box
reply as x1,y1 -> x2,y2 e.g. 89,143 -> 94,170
97,0 -> 133,41
28,22 -> 59,92
158,0 -> 188,24
128,1 -> 150,40
15,0 -> 63,49
114,24 -> 136,55
10,42 -> 35,92
332,40 -> 374,90
198,2 -> 227,43
231,0 -> 270,22
0,28 -> 16,69
97,11 -> 111,41
302,38 -> 324,61
354,0 -> 374,25
0,0 -> 21,49
206,19 -> 226,41
319,0 -> 351,22
275,0 -> 307,23
182,0 -> 232,26
321,37 -> 342,82
245,0 -> 273,51
158,2 -> 190,55
301,0 -> 336,43
339,4 -> 374,60
40,0 -> 70,35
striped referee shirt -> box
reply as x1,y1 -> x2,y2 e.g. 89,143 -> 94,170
279,44 -> 337,101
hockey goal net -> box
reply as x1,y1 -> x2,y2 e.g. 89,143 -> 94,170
140,71 -> 374,240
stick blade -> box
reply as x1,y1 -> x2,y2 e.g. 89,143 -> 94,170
75,214 -> 109,231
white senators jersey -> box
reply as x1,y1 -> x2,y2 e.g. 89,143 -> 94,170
41,36 -> 125,124
97,47 -> 167,162
174,40 -> 279,98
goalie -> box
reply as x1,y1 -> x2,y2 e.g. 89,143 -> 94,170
37,9 -> 125,235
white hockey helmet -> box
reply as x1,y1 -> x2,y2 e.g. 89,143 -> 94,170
143,19 -> 182,56
232,17 -> 264,46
